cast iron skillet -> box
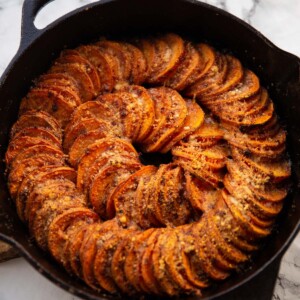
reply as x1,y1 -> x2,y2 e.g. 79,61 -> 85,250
0,0 -> 299,299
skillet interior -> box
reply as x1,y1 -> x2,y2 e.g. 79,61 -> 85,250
0,0 -> 299,299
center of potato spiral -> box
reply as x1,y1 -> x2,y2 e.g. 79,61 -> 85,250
137,147 -> 173,166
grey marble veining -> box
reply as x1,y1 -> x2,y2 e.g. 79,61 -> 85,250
0,1 -> 299,299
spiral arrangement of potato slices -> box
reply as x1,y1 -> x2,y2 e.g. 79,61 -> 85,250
5,33 -> 291,297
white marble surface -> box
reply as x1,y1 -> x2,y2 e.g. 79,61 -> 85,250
0,0 -> 299,299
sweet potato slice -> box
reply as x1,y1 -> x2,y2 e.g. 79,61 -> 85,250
90,162 -> 141,219
242,98 -> 274,127
76,45 -> 116,93
8,153 -> 65,200
7,144 -> 65,173
163,230 -> 201,295
76,220 -> 118,290
201,55 -> 243,99
226,159 -> 287,208
154,165 -> 192,226
152,229 -> 182,296
37,83 -> 81,108
224,171 -> 271,216
60,225 -> 91,273
177,156 -> 224,188
37,73 -> 79,94
95,93 -> 133,139
69,100 -> 122,137
57,50 -> 101,95
198,54 -> 228,96
80,219 -> 119,290
200,216 -> 236,272
94,232 -> 121,293
180,116 -> 224,149
79,155 -> 129,197
164,42 -> 203,91
77,138 -> 138,192
32,185 -> 86,250
142,87 -> 187,152
231,147 -> 291,184
207,211 -> 249,264
224,173 -> 281,220
16,166 -> 77,222
103,91 -> 142,141
178,227 -> 211,287
26,179 -> 80,230
222,189 -> 271,239
49,62 -> 96,102
28,180 -> 76,236
70,100 -> 108,123
5,136 -> 60,166
19,88 -> 76,128
36,76 -> 81,107
120,90 -> 142,141
61,219 -> 101,274
184,43 -> 217,96
112,166 -> 156,228
119,85 -> 155,143
213,88 -> 263,122
146,33 -> 185,84
68,129 -> 109,167
213,197 -> 259,253
11,127 -> 62,149
133,165 -> 157,229
140,229 -> 164,294
202,69 -> 260,107
63,117 -> 110,152
111,232 -> 138,295
216,89 -> 274,126
10,110 -> 61,140
224,125 -> 286,159
135,38 -> 156,80
143,37 -> 170,84
48,207 -> 99,266
240,112 -> 279,139
122,43 -> 147,85
186,53 -> 228,98
96,40 -> 132,87
184,172 -> 218,213
173,144 -> 227,170
204,216 -> 244,271
172,145 -> 225,188
68,224 -> 91,277
189,219 -> 231,280
173,229 -> 210,289
140,87 -> 167,146
141,164 -> 168,228
252,184 -> 288,204
94,228 -> 134,294
160,100 -> 205,153
82,152 -> 140,196
223,177 -> 274,229
124,228 -> 156,293
78,222 -> 102,275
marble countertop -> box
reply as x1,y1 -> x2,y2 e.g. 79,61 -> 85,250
0,0 -> 299,299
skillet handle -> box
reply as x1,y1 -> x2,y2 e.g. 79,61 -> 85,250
20,0 -> 55,49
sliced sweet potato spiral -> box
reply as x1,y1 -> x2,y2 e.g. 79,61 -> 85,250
6,33 -> 291,297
